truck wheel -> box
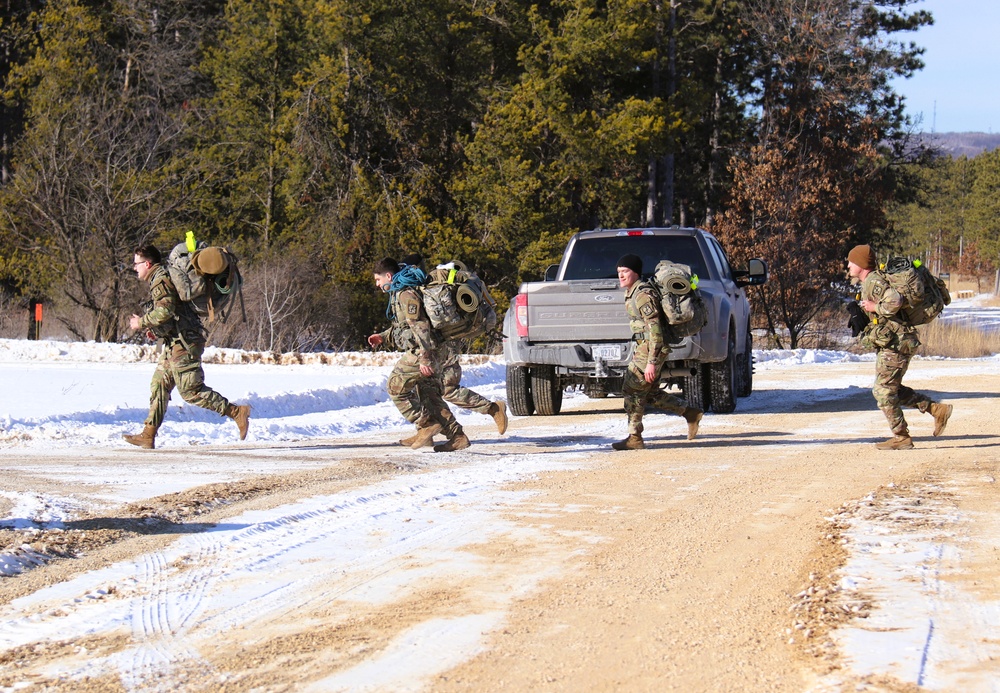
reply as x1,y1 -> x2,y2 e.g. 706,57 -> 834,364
682,364 -> 708,412
506,365 -> 534,416
530,365 -> 563,415
708,330 -> 737,413
736,328 -> 753,398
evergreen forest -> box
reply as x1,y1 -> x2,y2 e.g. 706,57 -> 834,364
0,0 -> 994,351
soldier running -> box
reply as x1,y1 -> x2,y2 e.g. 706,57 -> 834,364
847,244 -> 953,449
399,253 -> 507,442
613,254 -> 703,451
122,244 -> 250,449
367,257 -> 468,452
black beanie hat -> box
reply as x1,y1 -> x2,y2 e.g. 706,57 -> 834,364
617,254 -> 642,275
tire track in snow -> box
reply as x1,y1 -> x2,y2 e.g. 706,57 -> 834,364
122,533 -> 222,687
4,449 -> 582,689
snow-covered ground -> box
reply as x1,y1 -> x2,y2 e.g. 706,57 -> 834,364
1,296 -> 998,690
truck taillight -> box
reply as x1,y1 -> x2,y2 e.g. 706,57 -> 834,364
515,293 -> 528,337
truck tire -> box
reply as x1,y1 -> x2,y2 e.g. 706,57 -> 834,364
506,365 -> 534,416
708,330 -> 737,413
736,328 -> 753,398
682,364 -> 708,412
530,365 -> 563,415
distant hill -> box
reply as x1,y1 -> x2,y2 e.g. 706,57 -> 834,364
916,132 -> 1000,158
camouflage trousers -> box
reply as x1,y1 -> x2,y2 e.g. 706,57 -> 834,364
387,350 -> 461,438
438,342 -> 492,414
873,348 -> 934,436
622,340 -> 687,436
145,341 -> 230,428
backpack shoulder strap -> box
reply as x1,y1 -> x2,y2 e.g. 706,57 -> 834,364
632,281 -> 661,320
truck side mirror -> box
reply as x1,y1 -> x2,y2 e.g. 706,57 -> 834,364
734,258 -> 768,287
544,264 -> 559,281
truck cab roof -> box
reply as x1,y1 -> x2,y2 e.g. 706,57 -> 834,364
556,226 -> 716,282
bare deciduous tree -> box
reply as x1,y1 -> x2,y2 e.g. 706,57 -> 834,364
207,253 -> 351,353
1,0 -> 214,341
712,0 -> 930,348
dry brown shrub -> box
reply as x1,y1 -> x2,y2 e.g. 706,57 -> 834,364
0,296 -> 26,339
204,253 -> 351,353
783,303 -> 855,350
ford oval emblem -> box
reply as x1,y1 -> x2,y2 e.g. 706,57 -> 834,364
595,294 -> 614,303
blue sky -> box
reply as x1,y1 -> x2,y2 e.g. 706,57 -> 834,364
890,0 -> 1000,133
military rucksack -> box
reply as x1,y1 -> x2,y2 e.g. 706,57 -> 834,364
649,260 -> 708,340
422,262 -> 498,340
881,257 -> 950,326
166,236 -> 245,323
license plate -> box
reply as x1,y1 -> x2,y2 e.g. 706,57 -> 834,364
591,345 -> 622,361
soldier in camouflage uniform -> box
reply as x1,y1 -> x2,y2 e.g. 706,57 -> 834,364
367,258 -> 468,452
437,340 -> 507,434
847,244 -> 953,450
122,245 -> 250,450
400,254 -> 508,438
612,254 -> 704,451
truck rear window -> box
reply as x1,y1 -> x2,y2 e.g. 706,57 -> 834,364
561,235 -> 709,280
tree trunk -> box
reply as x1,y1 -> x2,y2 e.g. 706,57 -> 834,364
646,0 -> 665,225
659,1 -> 678,225
705,50 -> 724,227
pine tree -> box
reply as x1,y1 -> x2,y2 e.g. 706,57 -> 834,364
457,0 -> 747,295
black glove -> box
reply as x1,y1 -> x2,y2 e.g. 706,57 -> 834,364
846,300 -> 869,338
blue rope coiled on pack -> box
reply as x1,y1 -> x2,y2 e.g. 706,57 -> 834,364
386,265 -> 427,319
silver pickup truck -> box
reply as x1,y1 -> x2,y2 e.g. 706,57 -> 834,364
503,226 -> 767,415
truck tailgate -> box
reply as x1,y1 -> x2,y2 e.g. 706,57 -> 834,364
523,280 -> 631,342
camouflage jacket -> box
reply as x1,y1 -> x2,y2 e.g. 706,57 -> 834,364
858,271 -> 919,354
139,265 -> 205,346
625,280 -> 665,360
378,287 -> 440,366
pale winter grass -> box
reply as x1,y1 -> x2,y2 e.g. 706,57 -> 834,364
759,297 -> 998,358
916,319 -> 996,358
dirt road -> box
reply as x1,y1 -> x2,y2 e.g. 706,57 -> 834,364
1,359 -> 998,691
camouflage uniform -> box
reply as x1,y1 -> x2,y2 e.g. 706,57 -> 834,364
438,341 -> 492,414
139,265 -> 232,428
379,287 -> 462,439
859,271 -> 934,437
621,280 -> 688,436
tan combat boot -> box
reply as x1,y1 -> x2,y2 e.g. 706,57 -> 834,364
930,402 -> 953,437
612,434 -> 645,451
399,429 -> 422,447
409,423 -> 442,449
123,424 -> 157,450
683,407 -> 704,441
226,404 -> 251,440
434,433 -> 471,453
875,435 -> 914,450
488,401 -> 508,435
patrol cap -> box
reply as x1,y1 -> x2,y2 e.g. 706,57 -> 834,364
847,244 -> 876,270
617,254 -> 642,275
191,247 -> 228,275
